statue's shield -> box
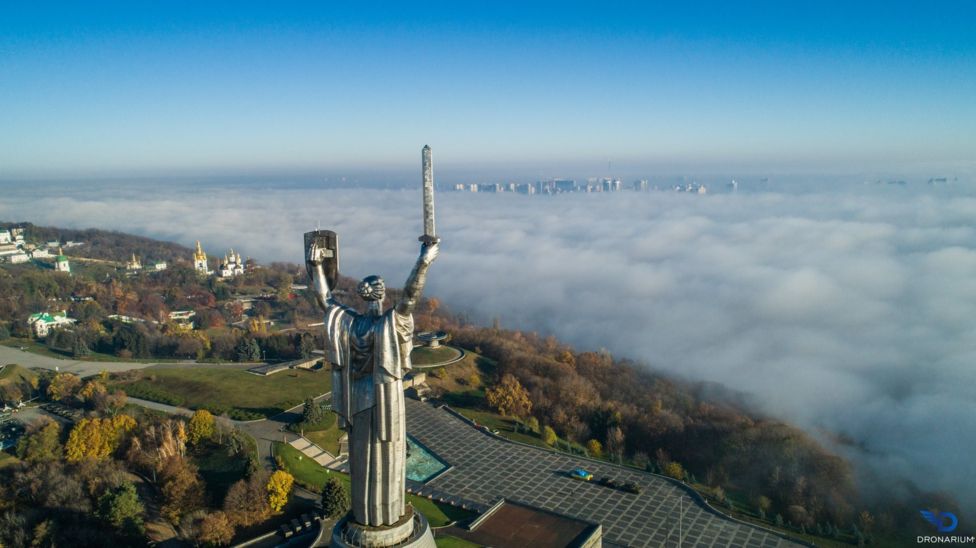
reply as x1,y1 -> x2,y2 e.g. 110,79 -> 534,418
304,230 -> 339,289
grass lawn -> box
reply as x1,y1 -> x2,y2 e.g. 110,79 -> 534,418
300,412 -> 343,455
107,364 -> 330,420
273,442 -> 474,527
410,345 -> 462,366
0,363 -> 37,386
1,337 -> 175,363
449,406 -> 550,449
275,440 -> 337,490
435,536 -> 481,548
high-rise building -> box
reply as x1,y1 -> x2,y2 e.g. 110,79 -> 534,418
553,179 -> 577,193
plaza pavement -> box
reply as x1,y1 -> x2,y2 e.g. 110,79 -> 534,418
405,399 -> 801,548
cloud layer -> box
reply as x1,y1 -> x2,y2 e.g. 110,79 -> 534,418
3,179 -> 975,505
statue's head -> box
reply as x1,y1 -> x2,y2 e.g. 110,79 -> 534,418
357,275 -> 385,313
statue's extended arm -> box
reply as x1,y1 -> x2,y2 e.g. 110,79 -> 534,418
396,241 -> 439,316
306,241 -> 336,310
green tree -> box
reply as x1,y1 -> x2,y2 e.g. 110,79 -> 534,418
17,420 -> 62,463
301,397 -> 323,425
97,481 -> 145,534
236,337 -> 261,362
321,477 -> 349,519
299,334 -> 315,359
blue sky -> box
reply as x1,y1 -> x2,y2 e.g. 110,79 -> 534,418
2,1 -> 974,179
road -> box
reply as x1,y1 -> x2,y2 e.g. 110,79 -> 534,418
0,345 -> 163,377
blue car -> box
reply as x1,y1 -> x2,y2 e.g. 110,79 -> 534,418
569,468 -> 593,481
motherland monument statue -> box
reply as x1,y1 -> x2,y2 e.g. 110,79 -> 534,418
306,146 -> 439,547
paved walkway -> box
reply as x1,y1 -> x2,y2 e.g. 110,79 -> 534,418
0,345 -> 162,377
288,437 -> 338,467
406,399 -> 800,548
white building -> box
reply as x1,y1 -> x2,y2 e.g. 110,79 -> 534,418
0,230 -> 10,244
125,253 -> 142,271
55,248 -> 70,273
30,248 -> 51,259
27,311 -> 76,338
153,261 -> 167,271
8,252 -> 29,264
218,249 -> 245,278
0,244 -> 21,258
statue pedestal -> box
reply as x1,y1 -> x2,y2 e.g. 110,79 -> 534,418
331,506 -> 436,548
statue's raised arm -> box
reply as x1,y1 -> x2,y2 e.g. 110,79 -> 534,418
395,240 -> 439,316
304,229 -> 340,311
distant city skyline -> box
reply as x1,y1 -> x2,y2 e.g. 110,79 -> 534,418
2,2 -> 974,179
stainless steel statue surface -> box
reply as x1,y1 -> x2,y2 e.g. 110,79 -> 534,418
305,146 -> 439,542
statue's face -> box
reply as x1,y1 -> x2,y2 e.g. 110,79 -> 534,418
357,275 -> 386,302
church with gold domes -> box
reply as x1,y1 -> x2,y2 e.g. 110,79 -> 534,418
193,241 -> 212,275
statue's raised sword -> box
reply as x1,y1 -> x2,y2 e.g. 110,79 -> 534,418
419,145 -> 439,245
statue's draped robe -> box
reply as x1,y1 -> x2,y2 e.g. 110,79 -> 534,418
325,301 -> 413,527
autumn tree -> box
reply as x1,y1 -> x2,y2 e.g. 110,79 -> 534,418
586,439 -> 603,458
196,511 -> 235,546
266,470 -> 294,512
485,374 -> 532,418
224,471 -> 271,527
17,419 -> 61,463
321,477 -> 349,519
98,389 -> 128,416
663,461 -> 686,481
159,456 -> 205,523
606,426 -> 625,458
542,425 -> 558,446
65,415 -> 136,462
187,409 -> 215,445
47,372 -> 81,402
78,380 -> 107,405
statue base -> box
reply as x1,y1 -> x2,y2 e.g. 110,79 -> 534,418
331,506 -> 436,548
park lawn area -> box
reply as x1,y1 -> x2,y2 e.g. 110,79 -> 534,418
275,441 -> 339,491
1,337 -> 175,363
302,412 -> 343,455
0,363 -> 37,387
450,405 -> 550,449
273,442 -> 473,527
410,345 -> 461,366
435,536 -> 481,548
107,364 -> 330,420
